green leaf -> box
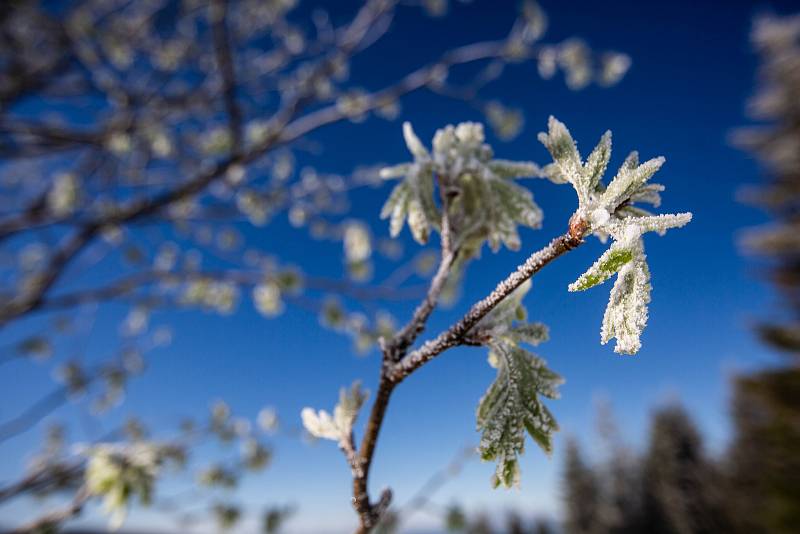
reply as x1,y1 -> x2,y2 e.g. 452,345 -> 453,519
601,253 -> 652,354
568,244 -> 634,291
476,341 -> 562,488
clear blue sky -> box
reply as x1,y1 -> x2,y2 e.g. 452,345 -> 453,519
1,0 -> 796,532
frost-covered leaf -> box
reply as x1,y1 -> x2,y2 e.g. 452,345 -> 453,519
379,165 -> 439,243
333,380 -> 368,434
629,183 -> 664,207
402,121 -> 429,160
300,381 -> 368,446
487,160 -> 542,179
609,212 -> 693,239
568,242 -> 634,291
572,212 -> 689,354
379,163 -> 411,180
601,251 -> 652,354
530,118 -> 691,354
300,408 -> 340,441
483,178 -> 543,252
506,322 -> 549,346
537,117 -> 584,200
584,130 -> 612,192
381,121 -> 548,252
476,341 -> 562,488
601,156 -> 665,212
85,442 -> 183,530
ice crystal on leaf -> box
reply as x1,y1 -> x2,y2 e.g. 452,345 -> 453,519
468,281 -> 562,488
301,381 -> 367,448
476,340 -> 562,488
380,122 -> 547,253
538,116 -> 692,354
537,116 -> 669,227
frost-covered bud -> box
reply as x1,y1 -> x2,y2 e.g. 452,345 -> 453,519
47,173 -> 80,216
258,407 -> 279,432
598,52 -> 632,87
558,39 -> 591,90
537,46 -> 557,79
84,442 -> 182,529
335,89 -> 370,122
485,101 -> 524,141
343,221 -> 372,263
149,130 -> 173,157
107,132 -> 132,155
520,0 -> 547,42
242,439 -> 271,471
253,281 -> 284,317
588,207 -> 610,228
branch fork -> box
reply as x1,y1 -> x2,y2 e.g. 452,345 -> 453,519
347,216 -> 586,533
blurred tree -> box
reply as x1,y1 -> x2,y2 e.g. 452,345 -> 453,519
727,12 -> 800,534
562,438 -> 602,534
467,513 -> 494,534
505,510 -> 528,534
640,405 -> 730,534
727,370 -> 800,533
531,518 -> 555,534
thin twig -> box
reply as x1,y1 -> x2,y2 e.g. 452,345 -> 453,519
9,485 -> 90,533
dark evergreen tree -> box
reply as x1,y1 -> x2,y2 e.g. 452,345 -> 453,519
531,518 -> 555,534
506,511 -> 528,534
562,439 -> 602,534
727,13 -> 800,534
467,513 -> 494,534
640,405 -> 730,534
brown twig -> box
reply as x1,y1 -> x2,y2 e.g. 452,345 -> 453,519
348,227 -> 584,532
9,485 -> 90,533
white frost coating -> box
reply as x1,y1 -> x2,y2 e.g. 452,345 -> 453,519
47,172 -> 80,216
300,382 -> 367,447
343,221 -> 372,263
536,118 -> 692,355
588,207 -> 610,227
380,121 -> 550,251
253,282 -> 283,317
301,408 -> 340,441
84,442 -> 183,530
402,121 -> 429,160
601,250 -> 651,354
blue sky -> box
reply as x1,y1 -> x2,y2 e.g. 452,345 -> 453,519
1,0 -> 797,532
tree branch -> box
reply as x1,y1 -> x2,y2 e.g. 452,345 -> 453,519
389,231 -> 582,381
210,0 -> 243,152
350,227 -> 584,533
8,485 -> 90,533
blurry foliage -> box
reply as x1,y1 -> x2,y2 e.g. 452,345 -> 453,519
0,0 -> 635,530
